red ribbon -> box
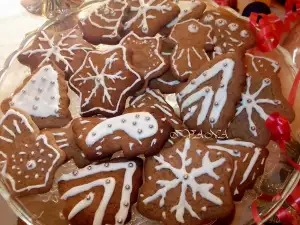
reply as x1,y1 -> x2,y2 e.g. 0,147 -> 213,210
213,0 -> 228,6
284,0 -> 300,30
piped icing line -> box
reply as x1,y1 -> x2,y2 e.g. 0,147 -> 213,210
156,78 -> 180,86
59,161 -> 137,225
245,53 -> 280,73
69,46 -> 142,115
216,139 -> 255,148
240,148 -> 261,184
206,145 -> 240,157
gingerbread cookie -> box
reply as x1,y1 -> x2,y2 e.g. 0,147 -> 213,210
45,125 -> 91,168
177,53 -> 245,134
72,109 -> 172,160
78,0 -> 128,45
1,64 -> 72,129
160,0 -> 206,36
149,70 -> 181,94
18,28 -> 93,79
169,19 -> 214,81
69,46 -> 143,117
228,53 -> 295,146
0,108 -> 66,196
58,158 -> 143,225
137,138 -> 234,225
120,32 -> 168,93
124,0 -> 180,37
206,139 -> 269,201
200,9 -> 255,58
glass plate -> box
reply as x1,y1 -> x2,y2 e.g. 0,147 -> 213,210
0,1 -> 299,225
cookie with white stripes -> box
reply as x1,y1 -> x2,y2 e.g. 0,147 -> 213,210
176,53 -> 245,134
1,63 -> 72,129
228,53 -> 295,146
78,0 -> 129,45
0,108 -> 66,196
137,138 -> 234,225
18,28 -> 93,79
206,139 -> 269,201
169,19 -> 214,81
200,9 -> 255,58
58,158 -> 143,225
160,0 -> 206,36
72,108 -> 172,160
45,126 -> 91,168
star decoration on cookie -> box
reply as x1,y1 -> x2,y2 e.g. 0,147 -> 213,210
18,29 -> 93,76
69,46 -> 142,117
120,32 -> 168,91
124,0 -> 180,36
0,108 -> 66,196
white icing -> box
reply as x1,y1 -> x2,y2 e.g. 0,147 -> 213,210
26,160 -> 37,170
85,112 -> 158,146
188,24 -> 199,33
245,53 -> 280,73
216,139 -> 255,148
143,138 -> 225,223
215,19 -> 227,27
243,153 -> 249,162
68,192 -> 95,220
229,160 -> 238,186
240,30 -> 249,38
204,14 -> 214,23
157,78 -> 180,86
228,23 -> 239,31
234,188 -> 239,195
206,145 -> 240,157
240,148 -> 261,184
261,158 -> 265,165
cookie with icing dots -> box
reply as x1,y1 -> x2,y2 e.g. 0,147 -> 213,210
0,108 -> 66,196
120,32 -> 169,93
78,0 -> 129,45
69,46 -> 143,117
169,19 -> 214,81
200,9 -> 255,58
72,109 -> 172,160
58,158 -> 143,225
160,0 -> 207,36
124,0 -> 180,37
1,64 -> 72,129
137,138 -> 234,225
44,125 -> 91,168
228,53 -> 295,146
176,53 -> 245,134
18,28 -> 94,79
206,139 -> 269,201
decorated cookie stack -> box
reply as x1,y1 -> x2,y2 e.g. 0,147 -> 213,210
0,1 -> 295,225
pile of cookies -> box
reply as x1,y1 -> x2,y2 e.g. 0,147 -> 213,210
0,0 -> 296,225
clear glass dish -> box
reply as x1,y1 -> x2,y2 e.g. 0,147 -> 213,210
0,1 -> 299,224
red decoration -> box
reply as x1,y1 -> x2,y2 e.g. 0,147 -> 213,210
288,69 -> 300,106
284,0 -> 300,30
214,0 -> 228,6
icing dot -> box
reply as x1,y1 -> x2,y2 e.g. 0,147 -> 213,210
121,119 -> 126,123
275,100 -> 281,105
132,121 -> 137,126
183,174 -> 189,180
228,23 -> 239,31
35,96 -> 40,101
35,174 -> 39,179
73,170 -> 78,176
220,187 -> 224,193
251,126 -> 256,131
188,24 -> 199,33
137,129 -> 143,134
215,19 -> 227,27
123,202 -> 129,207
25,175 -> 29,179
240,30 -> 249,38
149,124 -> 154,129
41,168 -> 44,171
48,154 -> 53,158
32,105 -> 38,110
209,117 -> 215,123
105,179 -> 111,184
264,78 -> 271,84
128,162 -> 134,168
18,171 -> 22,175
104,163 -> 109,167
117,219 -> 123,224
26,160 -> 37,170
204,14 -> 214,22
38,88 -> 43,93
108,124 -> 112,128
201,206 -> 207,211
125,184 -> 130,190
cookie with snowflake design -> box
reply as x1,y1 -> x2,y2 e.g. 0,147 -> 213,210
72,109 -> 172,160
78,0 -> 129,45
120,32 -> 168,93
69,46 -> 143,117
206,139 -> 269,201
18,28 -> 93,79
169,19 -> 214,81
228,53 -> 295,146
1,64 -> 72,129
44,125 -> 91,168
124,0 -> 180,37
176,53 -> 245,134
137,138 -> 234,225
58,158 -> 143,225
160,0 -> 206,36
200,9 -> 255,58
0,108 -> 66,196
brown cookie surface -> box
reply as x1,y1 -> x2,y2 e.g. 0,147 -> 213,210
1,64 -> 72,129
228,53 -> 295,146
137,138 -> 234,225
78,0 -> 128,45
124,0 -> 180,37
58,158 -> 143,225
45,125 -> 91,168
120,32 -> 168,93
169,19 -> 214,81
18,28 -> 93,79
69,46 -> 143,117
0,108 -> 66,196
177,53 -> 246,134
149,69 -> 181,94
206,139 -> 269,201
72,109 -> 172,160
200,9 -> 255,58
